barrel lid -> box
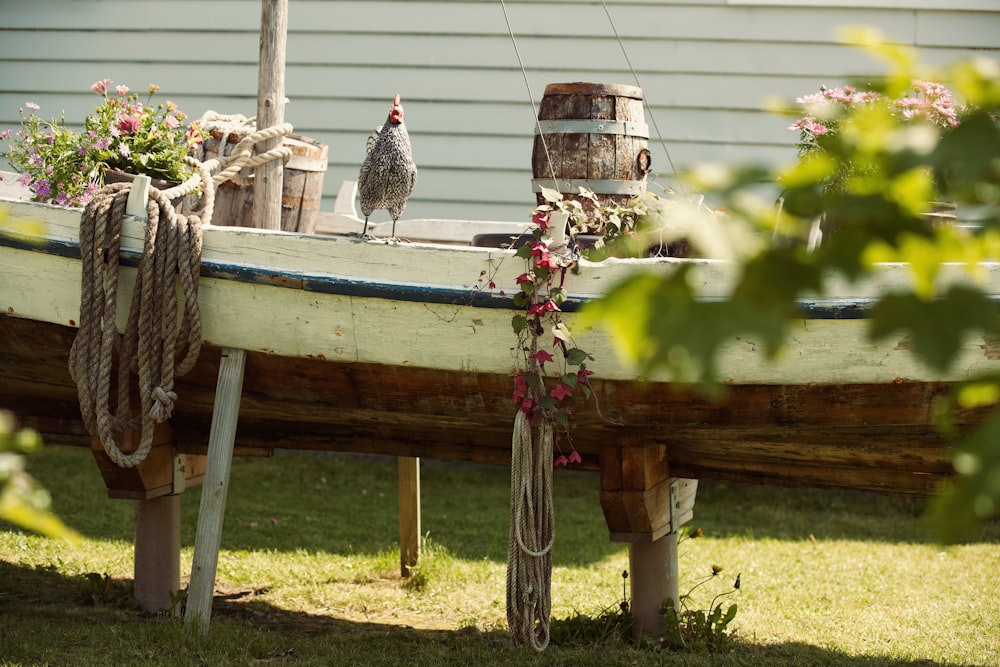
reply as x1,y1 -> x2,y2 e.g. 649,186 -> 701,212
542,82 -> 643,99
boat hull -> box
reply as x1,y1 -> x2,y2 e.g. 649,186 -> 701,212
2,194 -> 996,511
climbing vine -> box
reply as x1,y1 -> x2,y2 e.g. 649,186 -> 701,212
510,186 -> 660,464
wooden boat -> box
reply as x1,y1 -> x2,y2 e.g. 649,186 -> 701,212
2,176 -> 996,632
4,179 -> 993,490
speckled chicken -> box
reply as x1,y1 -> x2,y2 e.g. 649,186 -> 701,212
358,94 -> 417,238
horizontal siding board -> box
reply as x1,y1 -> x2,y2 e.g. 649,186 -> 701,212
2,1 -> 996,223
3,1 -> 986,46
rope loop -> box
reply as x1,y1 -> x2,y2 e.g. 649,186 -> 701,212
192,112 -> 295,190
69,180 -> 204,468
68,116 -> 293,467
507,409 -> 555,651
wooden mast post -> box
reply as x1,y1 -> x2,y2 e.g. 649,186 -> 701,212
184,0 -> 286,633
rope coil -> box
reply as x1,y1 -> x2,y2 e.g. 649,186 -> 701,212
69,184 -> 204,468
507,409 -> 555,651
68,119 -> 293,467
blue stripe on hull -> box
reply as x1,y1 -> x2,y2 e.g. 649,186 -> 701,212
1,233 -> 875,318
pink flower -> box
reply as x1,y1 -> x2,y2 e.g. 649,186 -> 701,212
532,211 -> 550,231
117,115 -> 141,135
91,79 -> 111,96
554,455 -> 569,467
550,383 -> 574,401
527,300 -> 560,315
118,142 -> 131,157
520,396 -> 535,415
116,84 -> 129,97
25,101 -> 39,110
512,375 -> 528,405
515,273 -> 533,286
535,256 -> 560,270
530,349 -> 554,365
568,451 -> 582,464
164,114 -> 180,130
806,121 -> 829,136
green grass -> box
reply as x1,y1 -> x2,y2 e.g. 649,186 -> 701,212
1,445 -> 998,666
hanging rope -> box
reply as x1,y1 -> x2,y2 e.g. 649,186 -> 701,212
69,183 -> 205,467
507,408 -> 555,651
68,118 -> 294,468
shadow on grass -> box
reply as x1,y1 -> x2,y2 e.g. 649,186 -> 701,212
0,559 -> 968,667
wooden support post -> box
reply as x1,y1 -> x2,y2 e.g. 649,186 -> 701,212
398,456 -> 421,577
253,0 -> 287,231
628,533 -> 678,639
134,494 -> 181,614
185,347 -> 246,633
599,443 -> 697,638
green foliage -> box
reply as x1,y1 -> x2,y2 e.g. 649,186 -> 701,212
0,410 -> 81,542
582,31 -> 1000,541
660,564 -> 740,653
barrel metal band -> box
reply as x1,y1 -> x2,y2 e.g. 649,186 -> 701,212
534,119 -> 649,139
531,178 -> 648,196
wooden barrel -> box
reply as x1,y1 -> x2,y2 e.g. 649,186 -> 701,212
202,130 -> 328,234
531,82 -> 651,206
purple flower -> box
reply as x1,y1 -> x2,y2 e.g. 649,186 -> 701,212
17,172 -> 31,186
32,179 -> 51,198
27,152 -> 43,168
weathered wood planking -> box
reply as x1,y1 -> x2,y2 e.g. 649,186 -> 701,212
2,194 -> 999,509
0,313 -> 986,498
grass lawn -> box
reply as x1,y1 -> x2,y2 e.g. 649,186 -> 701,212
1,444 -> 998,666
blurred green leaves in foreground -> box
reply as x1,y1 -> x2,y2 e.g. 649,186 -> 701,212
0,409 -> 81,542
582,27 -> 1000,542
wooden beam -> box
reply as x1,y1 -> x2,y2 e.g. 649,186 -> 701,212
185,347 -> 246,633
398,456 -> 421,577
599,442 -> 673,540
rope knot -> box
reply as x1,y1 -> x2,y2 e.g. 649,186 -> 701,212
150,386 -> 178,422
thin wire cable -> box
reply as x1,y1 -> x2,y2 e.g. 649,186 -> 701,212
600,0 -> 686,195
499,0 -> 559,187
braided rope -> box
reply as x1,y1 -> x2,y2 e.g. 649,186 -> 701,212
68,119 -> 293,467
507,408 -> 555,651
192,113 -> 294,189
69,183 -> 204,468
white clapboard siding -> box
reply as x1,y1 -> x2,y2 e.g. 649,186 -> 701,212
1,0 -> 998,223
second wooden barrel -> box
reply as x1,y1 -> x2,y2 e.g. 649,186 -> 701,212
531,82 -> 651,205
